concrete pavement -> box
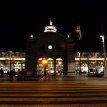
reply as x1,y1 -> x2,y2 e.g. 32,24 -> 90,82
0,80 -> 107,106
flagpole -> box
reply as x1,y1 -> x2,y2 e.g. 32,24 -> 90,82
76,26 -> 82,40
78,26 -> 82,40
75,25 -> 82,75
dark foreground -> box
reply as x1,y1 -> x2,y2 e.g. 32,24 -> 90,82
0,79 -> 107,107
0,80 -> 107,107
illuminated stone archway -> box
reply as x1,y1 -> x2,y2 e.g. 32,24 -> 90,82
25,21 -> 75,77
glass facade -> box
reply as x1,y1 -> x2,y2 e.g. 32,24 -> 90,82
75,52 -> 105,76
0,51 -> 25,74
0,51 -> 106,76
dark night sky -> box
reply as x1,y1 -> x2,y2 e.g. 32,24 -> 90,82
0,0 -> 107,52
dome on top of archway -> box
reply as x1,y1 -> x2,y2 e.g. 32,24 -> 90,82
30,20 -> 67,43
44,20 -> 57,32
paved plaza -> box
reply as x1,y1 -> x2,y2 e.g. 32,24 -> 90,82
0,78 -> 107,107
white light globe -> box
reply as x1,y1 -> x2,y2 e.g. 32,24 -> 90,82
48,45 -> 52,50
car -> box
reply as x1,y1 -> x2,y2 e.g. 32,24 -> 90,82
96,66 -> 104,74
81,66 -> 88,73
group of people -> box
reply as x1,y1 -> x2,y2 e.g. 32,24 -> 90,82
0,68 -> 26,81
10,69 -> 26,81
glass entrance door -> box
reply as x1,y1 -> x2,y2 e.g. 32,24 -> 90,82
37,58 -> 63,78
56,58 -> 63,76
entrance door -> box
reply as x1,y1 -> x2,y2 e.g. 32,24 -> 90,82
37,58 -> 63,77
56,58 -> 63,76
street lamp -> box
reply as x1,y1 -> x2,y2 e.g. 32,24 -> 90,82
42,58 -> 48,65
8,51 -> 13,71
41,58 -> 48,79
100,35 -> 106,77
78,52 -> 81,75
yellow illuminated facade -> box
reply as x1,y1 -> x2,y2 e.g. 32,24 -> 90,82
0,51 -> 25,73
0,51 -> 106,74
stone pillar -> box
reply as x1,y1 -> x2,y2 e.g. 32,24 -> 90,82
25,53 -> 35,77
104,60 -> 107,78
68,62 -> 76,76
67,53 -> 76,76
54,58 -> 56,77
